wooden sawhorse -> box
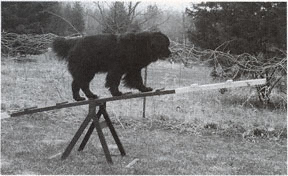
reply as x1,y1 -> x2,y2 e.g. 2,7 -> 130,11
61,102 -> 126,164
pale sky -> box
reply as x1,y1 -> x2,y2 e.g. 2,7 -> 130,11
81,0 -> 193,12
139,0 -> 192,12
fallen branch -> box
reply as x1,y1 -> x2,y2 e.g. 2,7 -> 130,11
125,158 -> 140,168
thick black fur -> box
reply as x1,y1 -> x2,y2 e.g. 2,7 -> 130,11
52,32 -> 171,101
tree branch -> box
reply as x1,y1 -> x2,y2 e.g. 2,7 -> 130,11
43,10 -> 83,36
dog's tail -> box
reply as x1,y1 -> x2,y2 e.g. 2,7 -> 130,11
52,37 -> 79,60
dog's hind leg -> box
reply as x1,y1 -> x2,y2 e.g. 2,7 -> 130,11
123,70 -> 153,92
72,72 -> 98,101
72,80 -> 86,101
79,73 -> 98,100
105,70 -> 123,96
81,82 -> 98,100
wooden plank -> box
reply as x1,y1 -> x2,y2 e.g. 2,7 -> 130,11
10,89 -> 175,117
56,101 -> 69,106
24,106 -> 38,111
175,79 -> 266,94
10,79 -> 266,117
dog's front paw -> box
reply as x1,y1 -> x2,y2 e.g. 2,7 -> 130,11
140,87 -> 153,92
109,87 -> 123,97
111,91 -> 123,97
74,96 -> 86,101
87,94 -> 99,100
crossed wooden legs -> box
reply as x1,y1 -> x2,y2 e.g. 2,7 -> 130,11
61,102 -> 126,164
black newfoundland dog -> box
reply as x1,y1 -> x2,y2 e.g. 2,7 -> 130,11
52,31 -> 171,101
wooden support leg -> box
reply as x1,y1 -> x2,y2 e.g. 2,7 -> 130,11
61,116 -> 93,159
62,102 -> 125,164
61,103 -> 97,160
91,113 -> 113,164
100,103 -> 126,156
78,110 -> 102,151
78,122 -> 95,152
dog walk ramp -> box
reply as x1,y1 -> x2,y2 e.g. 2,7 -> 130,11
9,78 -> 266,164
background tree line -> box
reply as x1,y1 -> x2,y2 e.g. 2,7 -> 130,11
1,1 -> 187,42
186,2 -> 286,57
1,2 -> 85,36
1,1 -> 286,57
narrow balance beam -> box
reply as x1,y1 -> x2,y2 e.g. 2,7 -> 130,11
10,78 -> 266,117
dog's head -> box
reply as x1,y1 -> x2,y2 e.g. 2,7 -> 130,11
150,32 -> 171,60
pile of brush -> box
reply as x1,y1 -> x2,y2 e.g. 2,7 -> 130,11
1,32 -> 58,56
169,40 -> 287,105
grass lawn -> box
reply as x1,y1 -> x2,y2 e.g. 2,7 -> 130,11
1,54 -> 287,174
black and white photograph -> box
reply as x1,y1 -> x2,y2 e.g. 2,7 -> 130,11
1,0 -> 287,175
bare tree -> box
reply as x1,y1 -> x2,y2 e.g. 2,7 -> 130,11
87,1 -> 140,34
87,1 -> 171,34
